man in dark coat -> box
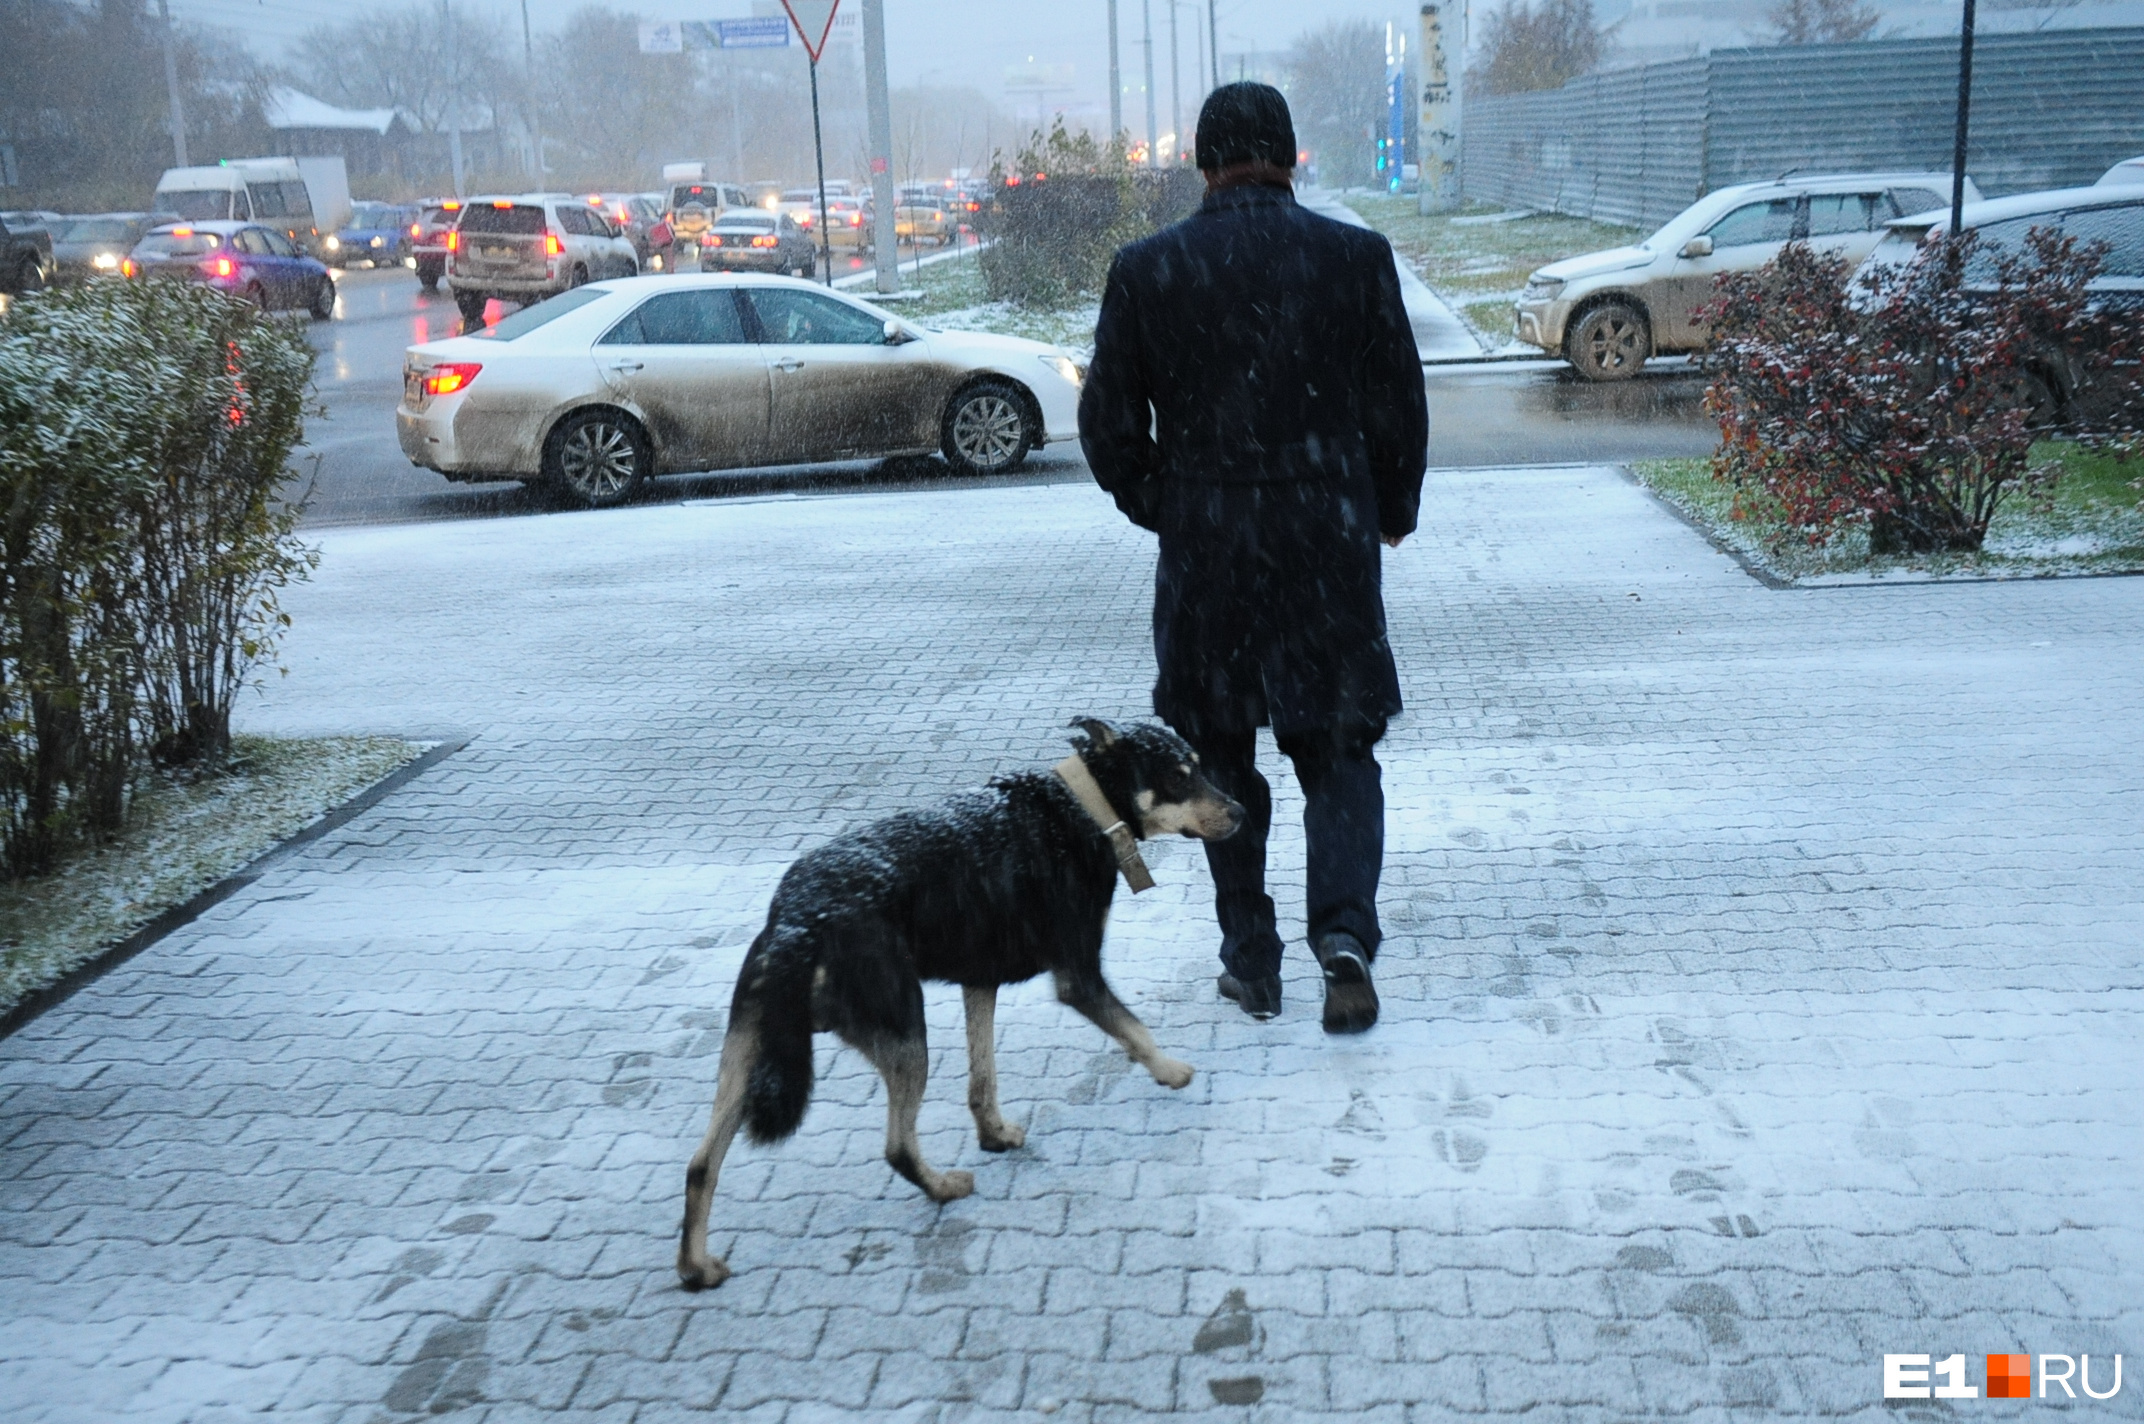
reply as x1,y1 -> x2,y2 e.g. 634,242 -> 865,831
1078,82 -> 1428,1033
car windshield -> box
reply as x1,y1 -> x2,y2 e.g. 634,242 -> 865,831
55,218 -> 138,243
348,203 -> 393,227
160,190 -> 235,221
671,186 -> 720,208
716,215 -> 774,231
457,204 -> 547,236
470,285 -> 612,341
138,230 -> 221,256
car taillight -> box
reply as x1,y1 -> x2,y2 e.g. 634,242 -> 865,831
545,232 -> 562,256
849,213 -> 862,226
205,256 -> 234,277
751,235 -> 777,248
121,258 -> 136,278
446,231 -> 459,252
705,235 -> 723,247
422,362 -> 481,396
410,223 -> 421,237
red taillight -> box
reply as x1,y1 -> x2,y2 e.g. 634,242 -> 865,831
705,235 -> 723,247
172,226 -> 194,236
442,201 -> 461,211
410,222 -> 421,237
121,258 -> 136,278
849,213 -> 862,226
545,232 -> 562,256
205,256 -> 234,278
492,200 -> 513,209
422,362 -> 481,396
751,235 -> 777,248
446,231 -> 460,252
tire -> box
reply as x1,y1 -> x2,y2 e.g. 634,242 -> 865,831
309,276 -> 336,321
418,263 -> 442,292
17,258 -> 47,293
568,264 -> 589,289
543,409 -> 649,509
243,281 -> 269,311
940,380 -> 1034,476
1566,302 -> 1649,382
454,288 -> 487,325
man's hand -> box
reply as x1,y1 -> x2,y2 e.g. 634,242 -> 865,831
1381,534 -> 1405,549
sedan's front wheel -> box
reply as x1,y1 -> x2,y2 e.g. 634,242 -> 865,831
941,380 -> 1034,477
544,409 -> 649,509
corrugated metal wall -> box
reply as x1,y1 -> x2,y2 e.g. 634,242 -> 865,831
1463,27 -> 2144,230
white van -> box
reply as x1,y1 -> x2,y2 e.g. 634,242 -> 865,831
153,157 -> 352,256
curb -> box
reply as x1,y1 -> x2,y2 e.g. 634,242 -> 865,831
1613,464 -> 1793,590
0,737 -> 470,1043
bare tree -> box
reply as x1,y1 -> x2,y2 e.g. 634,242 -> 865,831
1981,0 -> 2087,31
1766,0 -> 1881,44
1476,0 -> 1604,96
294,2 -> 510,137
1285,19 -> 1385,188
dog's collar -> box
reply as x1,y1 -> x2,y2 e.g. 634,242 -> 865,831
1052,755 -> 1156,893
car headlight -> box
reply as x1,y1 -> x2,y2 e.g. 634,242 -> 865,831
91,251 -> 119,270
325,235 -> 340,251
1521,275 -> 1565,301
1040,353 -> 1084,388
370,235 -> 385,247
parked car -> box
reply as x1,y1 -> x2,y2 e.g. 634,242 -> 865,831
123,221 -> 336,318
48,213 -> 157,281
1512,172 -> 1980,380
446,194 -> 639,325
324,201 -> 415,266
1853,186 -> 2144,427
411,200 -> 461,291
0,212 -> 56,294
395,273 -> 1085,507
697,210 -> 816,276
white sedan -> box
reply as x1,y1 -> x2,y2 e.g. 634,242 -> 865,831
397,273 -> 1086,508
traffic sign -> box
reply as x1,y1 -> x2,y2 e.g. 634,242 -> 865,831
780,0 -> 839,62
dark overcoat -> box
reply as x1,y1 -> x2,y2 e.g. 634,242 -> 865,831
1077,184 -> 1428,740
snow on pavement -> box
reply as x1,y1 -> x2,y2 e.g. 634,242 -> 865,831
3,468 -> 2142,1420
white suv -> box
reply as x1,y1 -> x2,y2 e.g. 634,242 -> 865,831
447,194 -> 639,325
1512,172 -> 1981,380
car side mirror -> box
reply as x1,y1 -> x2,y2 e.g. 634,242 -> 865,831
1680,235 -> 1714,259
883,319 -> 913,345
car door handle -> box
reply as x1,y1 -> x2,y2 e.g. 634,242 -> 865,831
773,356 -> 804,372
605,358 -> 644,372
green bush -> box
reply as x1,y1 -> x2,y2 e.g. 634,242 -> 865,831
0,281 -> 315,877
981,122 -> 1204,309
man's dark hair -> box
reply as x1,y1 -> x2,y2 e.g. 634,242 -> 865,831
1194,82 -> 1298,172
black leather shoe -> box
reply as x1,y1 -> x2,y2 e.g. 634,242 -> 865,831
1217,972 -> 1281,1020
1313,933 -> 1378,1034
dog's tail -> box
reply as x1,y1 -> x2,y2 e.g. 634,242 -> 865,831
737,925 -> 816,1144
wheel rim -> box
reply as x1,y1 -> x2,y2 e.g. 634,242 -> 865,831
1587,313 -> 1639,372
559,421 -> 638,500
951,393 -> 1024,470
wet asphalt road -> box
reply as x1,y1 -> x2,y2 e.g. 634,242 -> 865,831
298,265 -> 1716,530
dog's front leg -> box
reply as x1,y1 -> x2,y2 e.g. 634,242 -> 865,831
1054,971 -> 1195,1089
962,984 -> 1025,1151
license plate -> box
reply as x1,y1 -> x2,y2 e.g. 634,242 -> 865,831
481,245 -> 516,261
404,370 -> 423,406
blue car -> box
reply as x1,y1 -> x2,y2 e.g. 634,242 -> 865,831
125,220 -> 337,319
323,201 -> 415,267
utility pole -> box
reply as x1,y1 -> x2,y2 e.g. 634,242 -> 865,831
862,0 -> 899,294
1207,0 -> 1218,90
1108,0 -> 1121,146
1949,0 -> 1977,238
444,0 -> 466,198
1167,0 -> 1179,165
155,0 -> 188,167
1142,0 -> 1157,168
520,0 -> 540,181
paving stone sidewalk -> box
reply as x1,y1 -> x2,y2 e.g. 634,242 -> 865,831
3,466 -> 2141,1422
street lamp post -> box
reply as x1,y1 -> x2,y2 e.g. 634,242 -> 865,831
1167,0 -> 1179,165
1949,0 -> 1977,237
1142,0 -> 1157,167
155,0 -> 188,167
1108,0 -> 1122,145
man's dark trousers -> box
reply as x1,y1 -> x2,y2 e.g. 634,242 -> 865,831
1193,723 -> 1384,984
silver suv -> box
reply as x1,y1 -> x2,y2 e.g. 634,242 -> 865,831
1512,172 -> 1979,380
447,194 -> 639,325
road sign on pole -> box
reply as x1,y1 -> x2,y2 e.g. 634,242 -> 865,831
781,0 -> 840,62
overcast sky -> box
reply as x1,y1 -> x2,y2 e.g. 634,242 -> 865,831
167,0 -> 1419,120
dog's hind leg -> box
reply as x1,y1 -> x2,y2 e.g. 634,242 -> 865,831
1054,971 -> 1195,1090
860,1033 -> 974,1203
962,985 -> 1025,1151
676,1024 -> 754,1291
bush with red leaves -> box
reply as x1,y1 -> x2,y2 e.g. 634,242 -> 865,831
1701,228 -> 2115,554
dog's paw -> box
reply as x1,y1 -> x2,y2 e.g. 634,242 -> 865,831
1150,1057 -> 1195,1090
926,1170 -> 975,1203
677,1256 -> 731,1292
977,1121 -> 1026,1152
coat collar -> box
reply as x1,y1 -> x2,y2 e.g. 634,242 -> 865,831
1199,183 -> 1298,215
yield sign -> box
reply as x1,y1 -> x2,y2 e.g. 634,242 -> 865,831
780,0 -> 839,62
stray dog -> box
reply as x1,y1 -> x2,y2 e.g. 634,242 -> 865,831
676,718 -> 1244,1289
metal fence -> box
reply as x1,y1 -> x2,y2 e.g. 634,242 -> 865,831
1464,27 -> 2144,231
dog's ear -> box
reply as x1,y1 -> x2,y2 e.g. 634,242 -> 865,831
1068,717 -> 1120,754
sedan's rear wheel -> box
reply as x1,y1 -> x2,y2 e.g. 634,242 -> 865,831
544,409 -> 649,509
310,277 -> 336,321
1566,302 -> 1648,382
941,380 -> 1033,476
